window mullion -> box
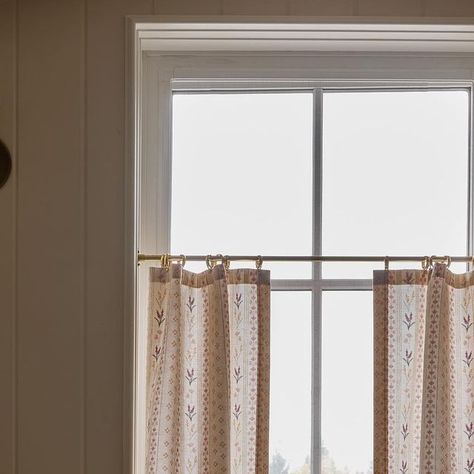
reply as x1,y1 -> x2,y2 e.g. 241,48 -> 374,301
312,88 -> 323,474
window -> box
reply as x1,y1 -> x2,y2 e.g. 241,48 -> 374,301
131,24 -> 474,474
166,88 -> 470,474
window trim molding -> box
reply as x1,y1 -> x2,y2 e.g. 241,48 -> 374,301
131,16 -> 474,53
124,17 -> 474,474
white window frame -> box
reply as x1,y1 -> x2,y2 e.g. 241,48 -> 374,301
124,18 -> 474,474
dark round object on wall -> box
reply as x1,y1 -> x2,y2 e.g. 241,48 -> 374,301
0,140 -> 12,189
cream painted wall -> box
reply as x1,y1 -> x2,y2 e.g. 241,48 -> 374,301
0,1 -> 154,473
0,1 -> 473,473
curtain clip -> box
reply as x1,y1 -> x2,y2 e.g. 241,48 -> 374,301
430,255 -> 451,268
206,255 -> 216,270
160,253 -> 170,270
256,255 -> 263,270
206,254 -> 229,270
421,256 -> 431,271
206,255 -> 219,270
384,256 -> 389,271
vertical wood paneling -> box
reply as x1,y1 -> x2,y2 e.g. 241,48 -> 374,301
153,0 -> 474,15
287,0 -> 356,16
425,0 -> 474,16
222,0 -> 286,15
85,1 -> 152,472
358,0 -> 423,16
0,1 -> 16,473
3,4 -> 474,474
16,1 -> 84,472
154,0 -> 222,15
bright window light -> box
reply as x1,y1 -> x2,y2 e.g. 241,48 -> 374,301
169,88 -> 470,474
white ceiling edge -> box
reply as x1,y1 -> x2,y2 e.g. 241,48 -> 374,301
130,16 -> 474,53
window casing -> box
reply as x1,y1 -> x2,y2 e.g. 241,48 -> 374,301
128,22 -> 474,474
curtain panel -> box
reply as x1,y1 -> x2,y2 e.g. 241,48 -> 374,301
145,263 -> 271,474
374,263 -> 474,473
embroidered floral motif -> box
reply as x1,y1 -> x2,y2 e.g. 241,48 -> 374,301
233,367 -> 243,383
403,272 -> 414,285
403,312 -> 415,330
186,295 -> 196,313
464,351 -> 473,367
154,309 -> 165,326
233,404 -> 241,420
152,345 -> 161,361
403,349 -> 413,366
185,368 -> 196,386
234,293 -> 243,309
465,422 -> 474,440
185,404 -> 196,422
463,314 -> 473,332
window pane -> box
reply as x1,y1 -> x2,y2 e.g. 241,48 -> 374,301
171,93 -> 313,279
322,90 -> 469,278
322,291 -> 373,474
270,291 -> 312,473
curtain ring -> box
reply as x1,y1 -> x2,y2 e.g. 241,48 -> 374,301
223,255 -> 230,271
421,256 -> 430,271
160,253 -> 170,270
445,255 -> 451,268
179,254 -> 186,267
255,255 -> 263,270
384,256 -> 389,271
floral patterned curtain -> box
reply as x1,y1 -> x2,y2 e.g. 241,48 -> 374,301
374,263 -> 474,473
146,263 -> 271,474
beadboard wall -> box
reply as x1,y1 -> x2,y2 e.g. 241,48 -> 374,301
0,1 -> 473,473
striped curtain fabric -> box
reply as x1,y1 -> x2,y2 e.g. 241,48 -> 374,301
374,263 -> 474,473
145,263 -> 271,474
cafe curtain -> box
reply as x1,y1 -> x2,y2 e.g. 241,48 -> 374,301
145,263 -> 271,473
374,263 -> 474,473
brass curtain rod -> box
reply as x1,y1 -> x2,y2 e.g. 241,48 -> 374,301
139,254 -> 473,262
137,253 -> 473,269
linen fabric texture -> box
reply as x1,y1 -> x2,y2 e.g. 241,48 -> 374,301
146,263 -> 271,474
374,263 -> 474,474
